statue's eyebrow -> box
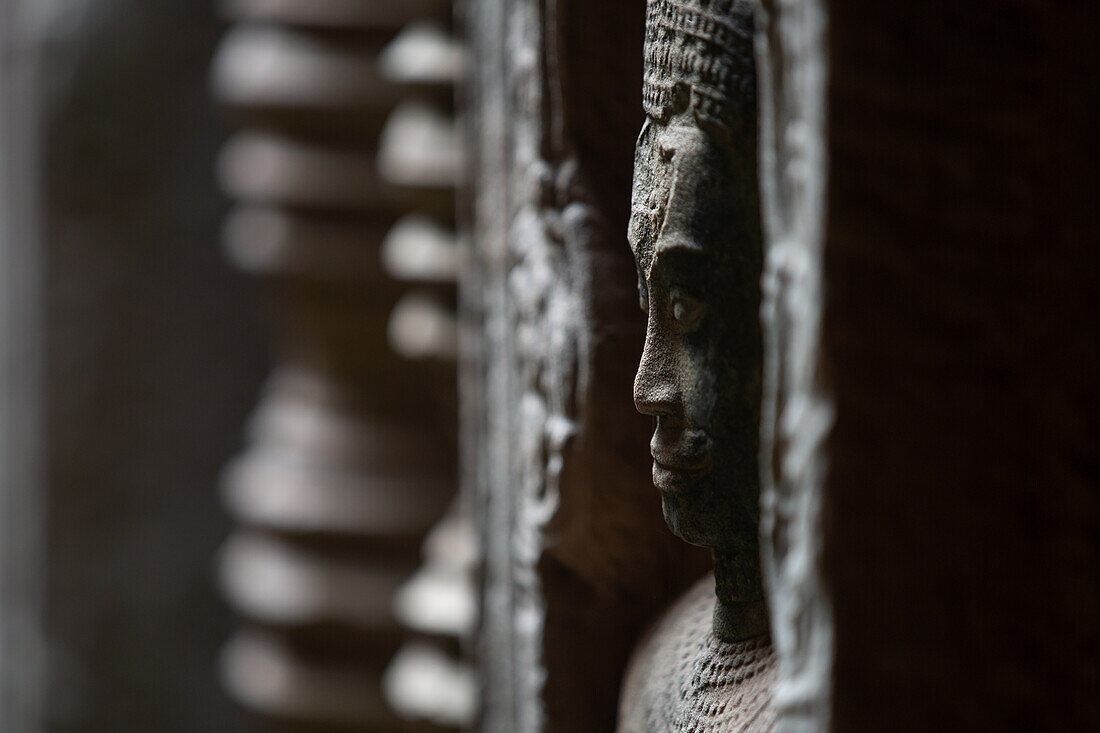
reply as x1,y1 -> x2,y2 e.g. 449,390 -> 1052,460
652,243 -> 708,290
653,240 -> 705,264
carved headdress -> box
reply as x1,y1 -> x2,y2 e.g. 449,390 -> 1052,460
642,0 -> 757,137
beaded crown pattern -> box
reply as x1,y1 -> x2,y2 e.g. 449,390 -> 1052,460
643,0 -> 756,135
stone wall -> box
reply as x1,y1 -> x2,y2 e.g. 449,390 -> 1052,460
818,2 -> 1100,729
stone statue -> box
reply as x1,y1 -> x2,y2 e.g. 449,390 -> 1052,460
618,0 -> 776,730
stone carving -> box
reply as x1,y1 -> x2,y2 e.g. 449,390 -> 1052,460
754,0 -> 833,730
211,0 -> 464,728
618,1 -> 776,730
466,0 -> 710,730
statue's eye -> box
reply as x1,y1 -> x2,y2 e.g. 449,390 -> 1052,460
670,292 -> 705,331
638,276 -> 650,313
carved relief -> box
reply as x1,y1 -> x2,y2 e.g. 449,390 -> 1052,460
619,1 -> 776,730
755,0 -> 834,730
467,1 -> 710,730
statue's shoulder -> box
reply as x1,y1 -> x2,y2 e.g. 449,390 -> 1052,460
617,574 -> 778,733
617,575 -> 715,732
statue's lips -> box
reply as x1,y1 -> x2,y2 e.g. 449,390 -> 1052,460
650,447 -> 712,492
650,430 -> 712,469
649,427 -> 712,491
652,460 -> 709,492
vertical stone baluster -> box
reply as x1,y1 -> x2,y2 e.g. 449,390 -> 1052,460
375,20 -> 478,732
211,1 -> 461,728
382,511 -> 477,730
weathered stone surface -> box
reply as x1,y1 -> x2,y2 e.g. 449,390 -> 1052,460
756,1 -> 1100,730
754,0 -> 834,731
467,1 -> 710,731
620,577 -> 777,733
619,1 -> 777,730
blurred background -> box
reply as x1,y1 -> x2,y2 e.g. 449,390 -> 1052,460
1,1 -> 469,731
2,1 -> 267,731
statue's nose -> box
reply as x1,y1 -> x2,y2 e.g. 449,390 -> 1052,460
633,324 -> 679,418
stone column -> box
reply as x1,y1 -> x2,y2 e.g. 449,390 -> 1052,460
755,0 -> 833,730
755,1 -> 1100,730
212,1 -> 463,728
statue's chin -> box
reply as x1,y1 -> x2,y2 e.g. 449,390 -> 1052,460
660,493 -> 721,549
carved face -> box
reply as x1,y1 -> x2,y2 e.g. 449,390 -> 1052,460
628,114 -> 762,554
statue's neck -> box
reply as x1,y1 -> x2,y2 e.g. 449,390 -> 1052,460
712,549 -> 769,643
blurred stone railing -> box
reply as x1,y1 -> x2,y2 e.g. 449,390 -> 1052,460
211,1 -> 472,728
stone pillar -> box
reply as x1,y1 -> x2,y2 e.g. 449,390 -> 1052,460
755,1 -> 1100,730
755,0 -> 833,730
212,1 -> 464,728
